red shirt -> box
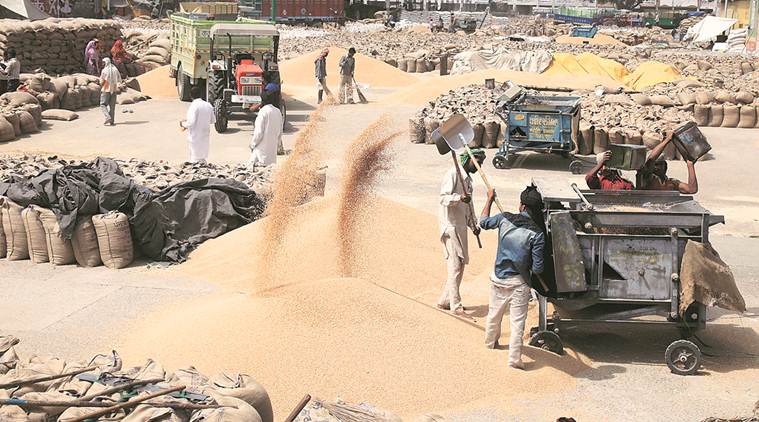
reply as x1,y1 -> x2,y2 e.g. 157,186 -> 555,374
587,174 -> 634,190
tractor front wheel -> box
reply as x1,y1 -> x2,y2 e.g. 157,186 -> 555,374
207,70 -> 225,104
214,99 -> 228,133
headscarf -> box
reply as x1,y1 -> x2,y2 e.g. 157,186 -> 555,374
100,57 -> 121,93
459,148 -> 485,167
85,39 -> 99,65
111,39 -> 127,64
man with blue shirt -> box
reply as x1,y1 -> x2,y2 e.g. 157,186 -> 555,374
479,185 -> 546,370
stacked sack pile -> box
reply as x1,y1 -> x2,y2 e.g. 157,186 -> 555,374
0,18 -> 121,75
0,335 -> 273,422
1,196 -> 136,269
726,27 -> 747,53
0,92 -> 44,142
409,83 -> 505,149
123,30 -> 173,72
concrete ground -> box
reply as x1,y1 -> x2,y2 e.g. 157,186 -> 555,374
1,84 -> 758,421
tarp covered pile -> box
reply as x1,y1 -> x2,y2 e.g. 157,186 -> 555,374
450,47 -> 553,75
0,335 -> 273,422
0,157 -> 266,262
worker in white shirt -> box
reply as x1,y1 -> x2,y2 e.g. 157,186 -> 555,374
1,49 -> 20,93
248,90 -> 283,166
180,87 -> 215,163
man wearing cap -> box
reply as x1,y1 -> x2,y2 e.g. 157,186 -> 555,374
637,131 -> 698,194
437,148 -> 485,317
480,185 -> 546,370
338,47 -> 356,104
314,48 -> 330,104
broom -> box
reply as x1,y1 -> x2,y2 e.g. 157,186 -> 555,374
352,77 -> 368,104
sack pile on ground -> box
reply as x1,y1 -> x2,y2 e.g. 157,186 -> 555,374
0,18 -> 121,75
1,156 -> 268,262
294,398 -> 403,422
0,335 -> 274,422
0,155 -> 274,193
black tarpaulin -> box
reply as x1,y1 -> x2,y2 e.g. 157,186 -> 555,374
0,157 -> 266,262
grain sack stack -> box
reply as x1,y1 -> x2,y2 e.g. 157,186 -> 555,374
0,18 -> 122,75
135,35 -> 172,71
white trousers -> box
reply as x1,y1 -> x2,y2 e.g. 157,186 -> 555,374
485,274 -> 531,365
438,235 -> 464,312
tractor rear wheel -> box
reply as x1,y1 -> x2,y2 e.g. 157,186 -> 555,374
177,64 -> 191,102
214,99 -> 228,133
207,70 -> 225,104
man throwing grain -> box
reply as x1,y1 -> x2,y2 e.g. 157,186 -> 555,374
338,47 -> 356,104
437,148 -> 485,318
480,185 -> 545,370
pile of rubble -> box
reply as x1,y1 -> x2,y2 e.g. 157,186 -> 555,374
0,335 -> 273,422
0,155 -> 274,193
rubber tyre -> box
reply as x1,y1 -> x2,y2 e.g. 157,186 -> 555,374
214,99 -> 228,133
528,330 -> 564,355
665,339 -> 701,376
177,65 -> 191,102
569,160 -> 584,174
493,155 -> 509,169
207,70 -> 225,104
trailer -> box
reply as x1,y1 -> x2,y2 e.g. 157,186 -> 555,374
492,90 -> 583,173
570,24 -> 598,38
529,183 -> 725,375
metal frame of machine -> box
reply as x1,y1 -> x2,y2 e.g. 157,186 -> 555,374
492,93 -> 584,173
529,184 -> 724,375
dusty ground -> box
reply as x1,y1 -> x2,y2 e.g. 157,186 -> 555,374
1,78 -> 758,421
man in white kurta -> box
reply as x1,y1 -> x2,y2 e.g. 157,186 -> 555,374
249,93 -> 283,166
181,89 -> 215,163
437,148 -> 485,316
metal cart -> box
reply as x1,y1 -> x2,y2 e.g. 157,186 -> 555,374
570,25 -> 598,38
492,93 -> 585,173
529,182 -> 725,375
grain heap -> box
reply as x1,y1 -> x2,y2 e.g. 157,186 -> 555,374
0,335 -> 275,422
0,18 -> 121,75
0,155 -> 274,192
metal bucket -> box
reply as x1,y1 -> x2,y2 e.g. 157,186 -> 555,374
607,144 -> 648,170
673,122 -> 711,162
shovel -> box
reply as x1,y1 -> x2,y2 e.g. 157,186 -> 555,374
434,114 -> 504,213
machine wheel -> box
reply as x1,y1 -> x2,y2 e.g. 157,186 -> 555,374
528,330 -> 564,355
214,99 -> 228,133
569,160 -> 584,174
665,339 -> 701,376
177,65 -> 191,102
207,70 -> 225,104
493,155 -> 512,170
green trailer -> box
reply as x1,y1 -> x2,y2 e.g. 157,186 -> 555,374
170,13 -> 275,101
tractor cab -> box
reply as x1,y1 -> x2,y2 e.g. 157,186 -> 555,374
207,23 -> 284,133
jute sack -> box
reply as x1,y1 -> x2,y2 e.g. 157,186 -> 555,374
71,216 -> 101,267
738,105 -> 757,128
608,128 -> 624,145
649,95 -> 674,107
1,197 -> 28,260
41,109 -> 78,121
708,105 -> 724,127
715,90 -> 735,104
0,115 -> 15,142
722,104 -> 740,127
696,91 -> 715,105
406,58 -> 416,73
18,110 -> 38,134
470,123 -> 484,148
693,105 -> 710,126
578,123 -> 593,155
208,373 -> 273,422
22,206 -> 48,263
190,393 -> 262,422
398,59 -> 408,72
3,112 -> 20,136
624,129 -> 642,145
408,118 -> 425,144
740,62 -> 754,75
482,121 -> 500,149
642,131 -> 661,150
92,212 -> 134,269
423,117 -> 439,145
677,91 -> 697,106
35,206 -> 74,265
735,91 -> 755,104
631,94 -> 651,106
593,127 -> 608,154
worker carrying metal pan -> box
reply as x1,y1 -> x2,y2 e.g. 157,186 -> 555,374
586,131 -> 699,194
479,185 -> 546,370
